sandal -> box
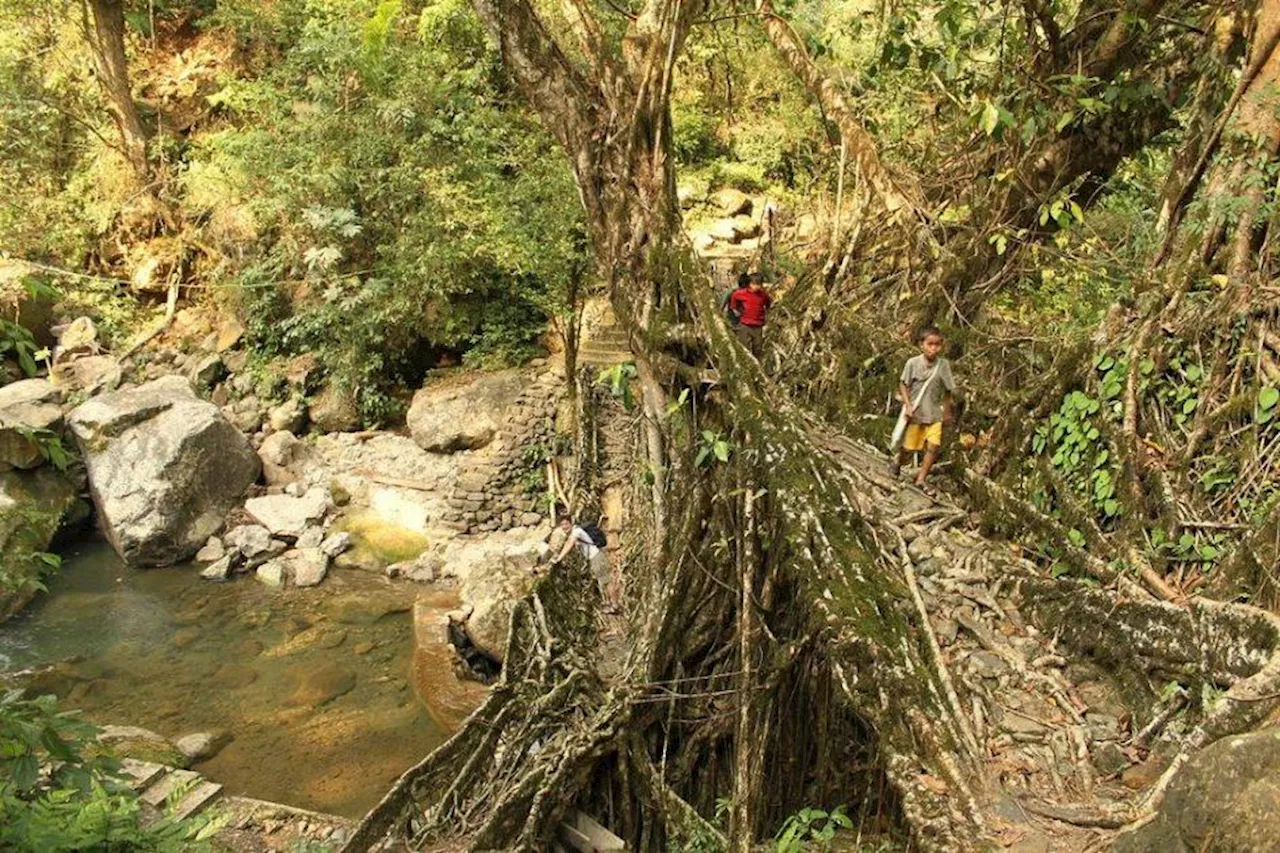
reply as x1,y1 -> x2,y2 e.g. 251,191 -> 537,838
888,461 -> 902,478
917,482 -> 937,498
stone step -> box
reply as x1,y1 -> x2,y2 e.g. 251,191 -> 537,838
579,352 -> 634,367
140,768 -> 201,808
119,759 -> 167,792
171,779 -> 223,822
586,331 -> 630,345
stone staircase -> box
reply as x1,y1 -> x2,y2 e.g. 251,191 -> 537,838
577,325 -> 632,367
122,759 -> 224,822
121,758 -> 356,849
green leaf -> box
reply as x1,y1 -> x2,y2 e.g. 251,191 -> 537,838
1260,387 -> 1280,410
1183,397 -> 1199,414
980,100 -> 1000,135
10,752 -> 39,791
713,440 -> 730,463
1067,528 -> 1085,547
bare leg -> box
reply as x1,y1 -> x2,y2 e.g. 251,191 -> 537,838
915,444 -> 941,485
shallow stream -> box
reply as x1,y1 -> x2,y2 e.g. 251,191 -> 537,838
0,539 -> 448,818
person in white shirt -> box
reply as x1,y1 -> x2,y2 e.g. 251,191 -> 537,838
550,514 -> 615,608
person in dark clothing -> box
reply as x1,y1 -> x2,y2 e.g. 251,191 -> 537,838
727,272 -> 772,357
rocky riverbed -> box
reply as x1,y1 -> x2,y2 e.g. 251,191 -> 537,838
0,538 -> 446,818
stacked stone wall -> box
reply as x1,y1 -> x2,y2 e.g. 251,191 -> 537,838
437,371 -> 563,534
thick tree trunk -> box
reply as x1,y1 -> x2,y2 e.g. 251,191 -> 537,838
85,0 -> 149,181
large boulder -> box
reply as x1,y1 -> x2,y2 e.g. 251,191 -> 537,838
711,187 -> 752,217
309,383 -> 360,433
0,379 -> 63,469
411,528 -> 547,661
68,376 -> 260,566
1114,728 -> 1280,852
407,370 -> 525,453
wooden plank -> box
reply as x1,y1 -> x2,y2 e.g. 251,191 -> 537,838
557,823 -> 595,852
118,759 -> 167,791
570,810 -> 625,851
140,769 -> 200,808
171,780 -> 223,822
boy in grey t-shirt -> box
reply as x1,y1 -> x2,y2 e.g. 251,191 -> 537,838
890,327 -> 955,495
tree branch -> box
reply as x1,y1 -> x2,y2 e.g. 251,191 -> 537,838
755,0 -> 926,224
471,0 -> 602,156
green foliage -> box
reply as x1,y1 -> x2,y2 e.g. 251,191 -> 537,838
1255,385 -> 1279,425
0,691 -> 226,851
1149,527 -> 1225,574
597,362 -> 638,411
0,317 -> 42,377
775,804 -> 853,852
695,430 -> 731,468
1033,385 -> 1121,520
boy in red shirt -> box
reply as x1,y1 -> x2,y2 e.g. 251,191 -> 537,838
728,272 -> 772,357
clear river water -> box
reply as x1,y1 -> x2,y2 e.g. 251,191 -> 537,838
0,538 -> 449,818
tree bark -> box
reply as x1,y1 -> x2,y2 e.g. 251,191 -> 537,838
85,0 -> 149,181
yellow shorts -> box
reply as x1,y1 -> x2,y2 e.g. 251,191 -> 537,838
903,421 -> 943,451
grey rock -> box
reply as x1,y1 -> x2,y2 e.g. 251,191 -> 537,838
50,354 -> 121,396
968,651 -> 1008,679
194,537 -> 225,563
1114,727 -> 1280,853
244,488 -> 329,538
267,398 -> 306,433
1092,741 -> 1130,776
257,429 -> 298,466
287,548 -> 329,588
225,524 -> 273,559
319,531 -> 352,558
309,384 -> 360,433
174,731 -> 231,762
295,527 -> 324,549
67,376 -> 259,566
256,561 -> 285,587
406,370 -> 525,453
1085,712 -> 1122,742
711,187 -> 752,216
188,354 -> 225,390
0,379 -> 63,469
257,429 -> 300,486
247,538 -> 288,569
229,407 -> 263,434
200,554 -> 234,581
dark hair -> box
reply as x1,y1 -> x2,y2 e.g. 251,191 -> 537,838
919,326 -> 943,343
737,272 -> 751,287
557,513 -> 572,525
749,271 -> 765,285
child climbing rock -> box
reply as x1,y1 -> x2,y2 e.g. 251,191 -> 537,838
890,327 -> 955,496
